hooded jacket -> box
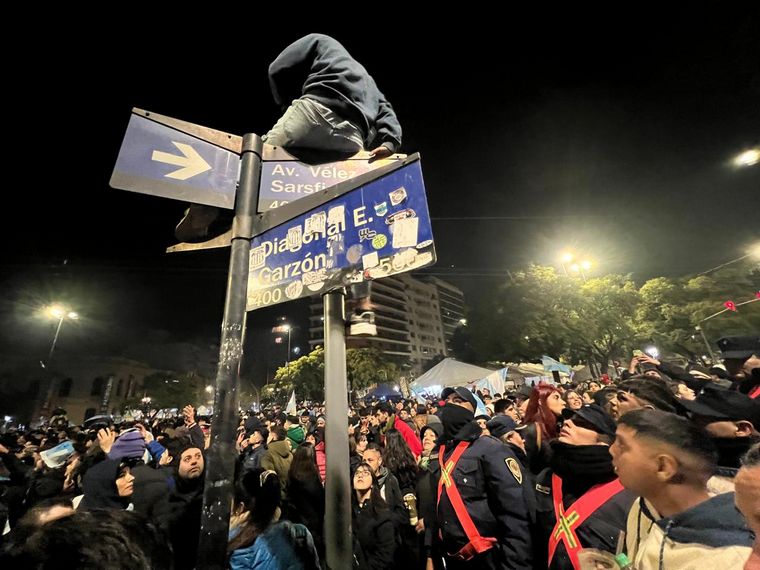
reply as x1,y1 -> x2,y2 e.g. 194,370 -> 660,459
261,440 -> 293,497
268,33 -> 402,153
625,493 -> 753,569
80,458 -> 132,510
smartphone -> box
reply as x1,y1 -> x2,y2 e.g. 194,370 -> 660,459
632,349 -> 644,357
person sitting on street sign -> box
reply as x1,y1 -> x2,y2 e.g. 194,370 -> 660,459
175,33 -> 402,337
175,32 -> 401,244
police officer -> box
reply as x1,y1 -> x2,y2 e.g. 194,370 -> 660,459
534,404 -> 634,570
430,387 -> 533,569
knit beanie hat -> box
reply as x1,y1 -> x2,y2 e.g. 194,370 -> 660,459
108,429 -> 146,461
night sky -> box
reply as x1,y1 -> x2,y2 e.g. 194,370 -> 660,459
2,11 -> 758,368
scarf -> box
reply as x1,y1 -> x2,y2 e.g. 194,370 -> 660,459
438,404 -> 475,444
550,441 -> 617,497
713,436 -> 756,469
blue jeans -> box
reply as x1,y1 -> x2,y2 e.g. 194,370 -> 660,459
263,97 -> 364,152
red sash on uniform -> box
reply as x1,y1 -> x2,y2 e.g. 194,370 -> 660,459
437,442 -> 497,560
749,385 -> 760,399
547,473 -> 624,570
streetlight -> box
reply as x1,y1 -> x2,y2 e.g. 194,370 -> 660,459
559,252 -> 574,276
272,321 -> 293,383
43,304 -> 79,363
697,242 -> 760,276
733,148 -> 759,167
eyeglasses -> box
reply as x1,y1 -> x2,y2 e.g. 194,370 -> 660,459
354,469 -> 372,478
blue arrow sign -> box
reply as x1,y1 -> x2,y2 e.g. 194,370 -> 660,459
247,160 -> 435,311
110,114 -> 240,209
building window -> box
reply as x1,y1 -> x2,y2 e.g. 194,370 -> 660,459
91,377 -> 104,397
58,378 -> 73,398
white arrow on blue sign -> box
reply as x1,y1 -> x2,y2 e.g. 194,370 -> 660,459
110,114 -> 240,209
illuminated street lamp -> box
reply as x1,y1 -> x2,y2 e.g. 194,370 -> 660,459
560,252 -> 574,276
272,321 -> 293,384
733,148 -> 759,167
43,304 -> 79,362
697,242 -> 760,276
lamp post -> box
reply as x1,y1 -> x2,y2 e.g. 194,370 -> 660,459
283,324 -> 292,386
560,252 -> 573,277
697,243 -> 760,276
273,321 -> 293,386
44,304 -> 79,363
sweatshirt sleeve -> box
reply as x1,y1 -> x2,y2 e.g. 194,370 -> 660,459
374,91 -> 402,153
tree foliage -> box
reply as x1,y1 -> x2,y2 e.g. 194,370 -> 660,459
268,345 -> 400,402
130,371 -> 211,410
468,263 -> 760,367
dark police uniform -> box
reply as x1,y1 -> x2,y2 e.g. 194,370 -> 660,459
429,424 -> 533,570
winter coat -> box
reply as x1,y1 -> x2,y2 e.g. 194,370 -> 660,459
314,441 -> 326,484
80,458 -> 131,510
229,520 -> 320,570
428,424 -> 533,569
352,499 -> 396,570
534,471 -> 635,569
262,440 -> 293,497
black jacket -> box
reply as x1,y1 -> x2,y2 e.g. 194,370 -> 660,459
534,470 -> 635,569
429,424 -> 533,569
352,499 -> 396,570
80,459 -> 130,510
268,33 -> 402,152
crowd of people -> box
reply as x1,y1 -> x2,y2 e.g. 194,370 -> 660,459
0,335 -> 758,569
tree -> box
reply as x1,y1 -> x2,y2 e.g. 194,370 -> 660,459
346,348 -> 399,391
469,265 -> 578,363
565,275 -> 640,371
635,266 -> 760,358
128,371 -> 210,410
467,263 -> 760,371
450,325 -> 476,363
270,345 -> 400,401
271,346 -> 324,402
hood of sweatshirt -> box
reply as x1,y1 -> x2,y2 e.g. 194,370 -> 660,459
269,439 -> 291,459
653,492 -> 753,549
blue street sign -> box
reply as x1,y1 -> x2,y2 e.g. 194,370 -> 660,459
110,114 -> 240,209
258,158 -> 398,212
247,160 -> 435,310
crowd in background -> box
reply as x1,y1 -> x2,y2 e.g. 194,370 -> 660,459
0,335 -> 758,569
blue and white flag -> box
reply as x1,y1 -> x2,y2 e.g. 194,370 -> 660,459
541,355 -> 572,374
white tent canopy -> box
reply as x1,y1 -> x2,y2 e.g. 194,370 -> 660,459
410,358 -> 496,393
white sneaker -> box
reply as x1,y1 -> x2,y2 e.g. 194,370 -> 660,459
348,311 -> 377,336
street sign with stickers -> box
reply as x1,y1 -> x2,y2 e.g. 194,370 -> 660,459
247,159 -> 434,311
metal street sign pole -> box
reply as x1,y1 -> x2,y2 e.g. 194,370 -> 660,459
323,289 -> 352,570
197,133 -> 263,570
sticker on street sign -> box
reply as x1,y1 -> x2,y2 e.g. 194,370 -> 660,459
258,158 -> 398,213
110,114 -> 240,209
247,160 -> 434,311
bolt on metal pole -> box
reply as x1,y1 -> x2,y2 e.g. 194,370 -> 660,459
323,289 -> 352,570
197,133 -> 262,570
